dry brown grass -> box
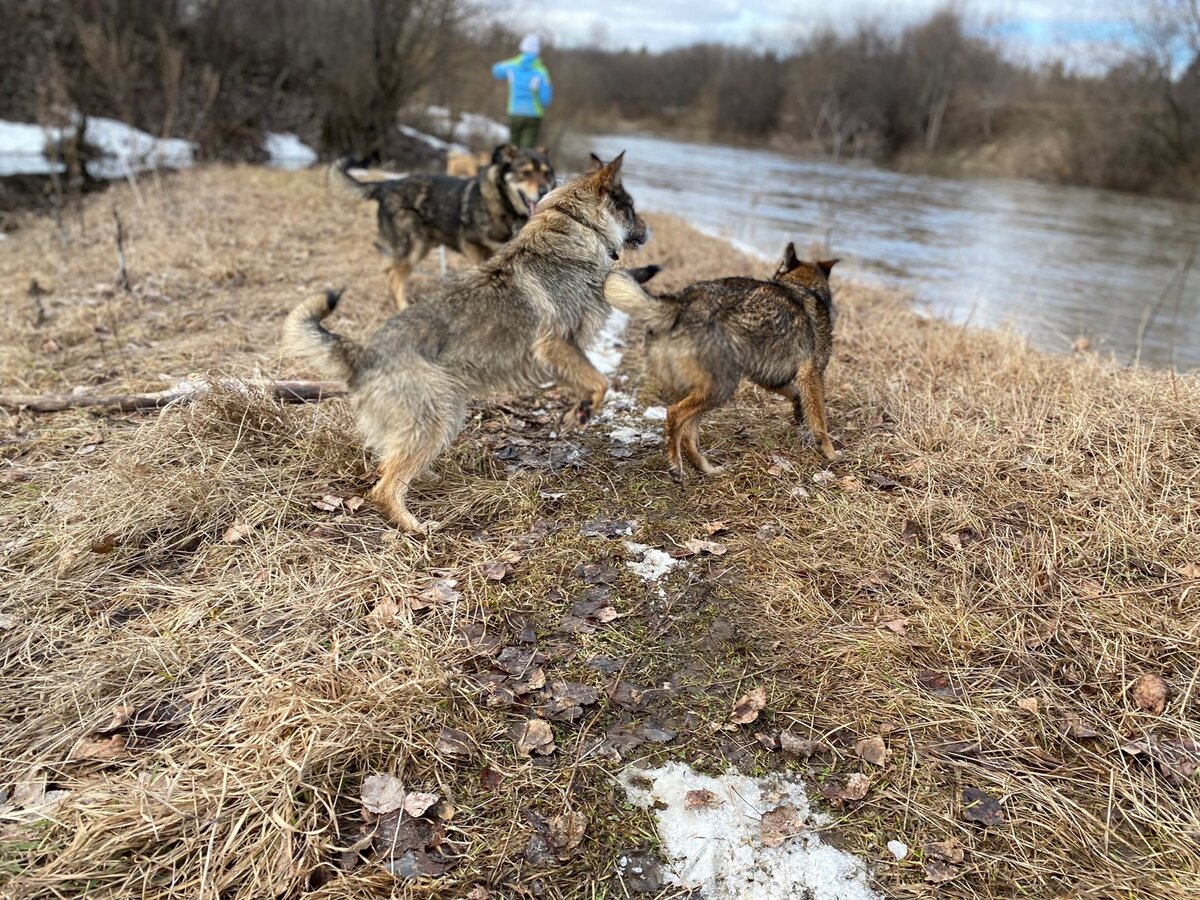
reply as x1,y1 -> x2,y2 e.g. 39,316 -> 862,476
1,166 -> 1199,899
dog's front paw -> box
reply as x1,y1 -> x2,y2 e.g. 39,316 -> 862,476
574,398 -> 594,426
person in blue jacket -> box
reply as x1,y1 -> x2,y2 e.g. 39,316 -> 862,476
492,34 -> 552,148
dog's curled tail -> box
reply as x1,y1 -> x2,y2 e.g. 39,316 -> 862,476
282,289 -> 361,380
604,266 -> 675,331
328,157 -> 385,202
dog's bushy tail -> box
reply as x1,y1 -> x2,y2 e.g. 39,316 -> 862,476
328,157 -> 387,202
282,289 -> 362,380
604,267 -> 675,331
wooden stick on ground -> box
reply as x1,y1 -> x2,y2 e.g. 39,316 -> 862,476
0,379 -> 345,414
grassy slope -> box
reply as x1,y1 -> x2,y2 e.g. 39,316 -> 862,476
1,166 -> 1199,898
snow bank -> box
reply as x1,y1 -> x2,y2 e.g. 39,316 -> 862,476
424,105 -> 508,146
620,762 -> 879,900
0,117 -> 195,178
397,124 -> 469,156
263,132 -> 318,170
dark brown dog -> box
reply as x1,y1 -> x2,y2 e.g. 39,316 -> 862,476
605,244 -> 839,479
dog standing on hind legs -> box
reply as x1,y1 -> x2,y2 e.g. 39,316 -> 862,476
605,244 -> 840,480
284,154 -> 648,533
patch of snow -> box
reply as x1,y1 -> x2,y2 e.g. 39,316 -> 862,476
397,124 -> 469,156
886,840 -> 908,860
83,117 -> 195,177
1,116 -> 195,178
0,120 -> 62,175
588,309 -> 628,374
424,105 -> 509,146
643,406 -> 667,421
620,762 -> 879,900
263,132 -> 317,170
623,541 -> 680,582
609,425 -> 661,445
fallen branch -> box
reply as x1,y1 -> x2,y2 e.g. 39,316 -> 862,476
0,379 -> 345,414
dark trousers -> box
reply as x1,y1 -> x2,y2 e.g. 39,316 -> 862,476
508,115 -> 542,148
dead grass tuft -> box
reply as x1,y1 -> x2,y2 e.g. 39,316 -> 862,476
1,167 -> 1199,898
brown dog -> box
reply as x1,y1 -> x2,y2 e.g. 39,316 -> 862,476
605,244 -> 839,479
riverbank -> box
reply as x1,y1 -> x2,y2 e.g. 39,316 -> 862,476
1,166 -> 1198,898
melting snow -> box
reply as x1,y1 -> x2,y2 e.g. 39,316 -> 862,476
424,105 -> 509,146
263,132 -> 317,170
397,124 -> 468,156
623,541 -> 679,582
0,117 -> 194,178
643,406 -> 667,420
620,762 -> 879,900
588,309 -> 629,375
609,426 -> 661,445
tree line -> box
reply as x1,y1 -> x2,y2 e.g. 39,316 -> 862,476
3,1 -> 1199,197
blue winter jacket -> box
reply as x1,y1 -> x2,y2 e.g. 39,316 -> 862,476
492,53 -> 553,118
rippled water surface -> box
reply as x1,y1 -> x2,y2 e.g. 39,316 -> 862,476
575,133 -> 1200,370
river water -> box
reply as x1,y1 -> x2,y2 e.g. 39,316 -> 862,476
574,133 -> 1200,371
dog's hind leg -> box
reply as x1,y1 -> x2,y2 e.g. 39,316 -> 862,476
792,361 -> 837,460
681,415 -> 723,476
664,392 -> 718,480
368,407 -> 461,534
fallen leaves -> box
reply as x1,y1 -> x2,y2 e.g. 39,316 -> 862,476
547,811 -> 588,856
435,727 -> 472,758
672,537 -> 728,559
731,685 -> 767,725
415,578 -> 461,608
780,731 -> 831,758
403,791 -> 440,819
1131,674 -> 1168,715
924,838 -> 964,883
1017,697 -> 1039,714
961,786 -> 1005,827
361,774 -> 407,815
822,772 -> 872,805
853,736 -> 890,767
916,670 -> 959,699
684,789 -> 721,810
68,733 -> 126,761
514,718 -> 556,756
759,803 -> 802,848
1120,735 -> 1199,786
482,550 -> 522,581
222,520 -> 252,543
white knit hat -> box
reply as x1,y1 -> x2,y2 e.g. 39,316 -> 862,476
520,33 -> 540,55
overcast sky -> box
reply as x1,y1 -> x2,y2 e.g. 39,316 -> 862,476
516,0 -> 1136,68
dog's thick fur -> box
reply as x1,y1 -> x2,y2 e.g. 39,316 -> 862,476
285,154 -> 647,533
604,244 -> 839,479
446,149 -> 492,178
337,144 -> 555,309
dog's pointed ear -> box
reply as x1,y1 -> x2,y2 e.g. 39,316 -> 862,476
783,242 -> 800,270
775,241 -> 800,278
816,258 -> 840,277
595,151 -> 625,192
492,144 -> 517,165
587,153 -> 605,173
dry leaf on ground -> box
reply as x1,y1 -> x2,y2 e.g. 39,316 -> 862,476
515,718 -> 555,755
731,685 -> 767,725
685,789 -> 721,809
925,838 -> 965,864
759,803 -> 801,848
823,772 -> 872,805
548,811 -> 588,856
69,734 -> 126,761
1132,674 -> 1168,714
703,520 -> 728,535
854,736 -> 889,766
361,774 -> 406,815
780,731 -> 831,758
962,786 -> 1005,827
403,791 -> 440,818
435,727 -> 472,758
1017,697 -> 1039,714
222,521 -> 252,543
